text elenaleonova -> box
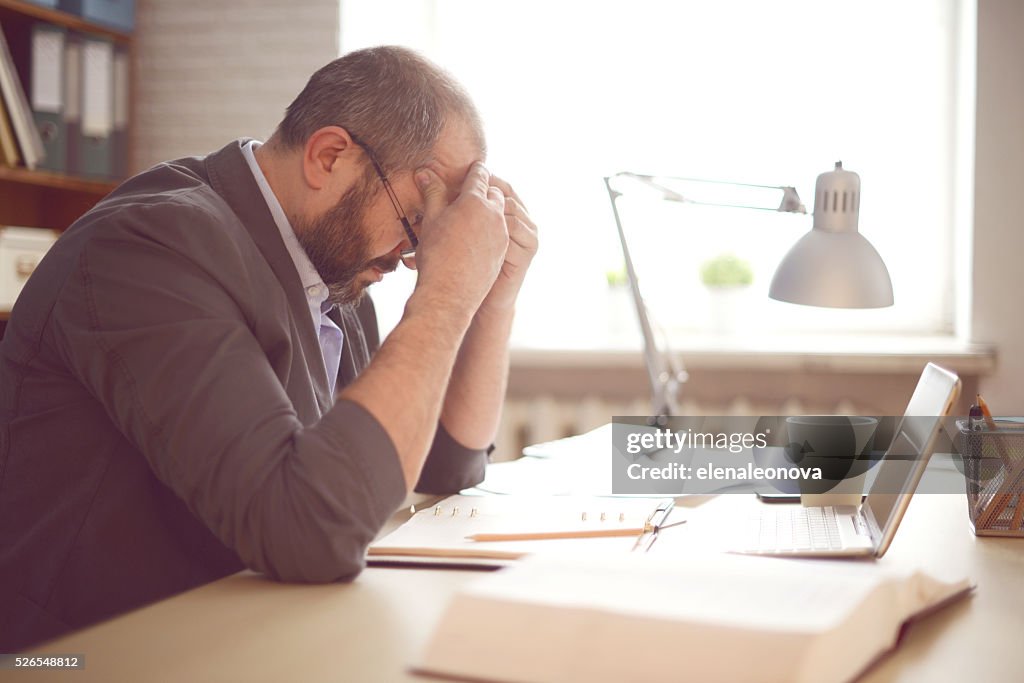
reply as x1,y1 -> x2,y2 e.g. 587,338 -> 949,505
626,462 -> 823,482
622,428 -> 823,482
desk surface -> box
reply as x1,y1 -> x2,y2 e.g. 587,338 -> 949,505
16,494 -> 1024,683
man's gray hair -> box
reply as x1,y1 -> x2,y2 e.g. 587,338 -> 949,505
275,46 -> 484,172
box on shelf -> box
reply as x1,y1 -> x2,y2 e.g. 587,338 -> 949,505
59,0 -> 135,33
0,226 -> 59,309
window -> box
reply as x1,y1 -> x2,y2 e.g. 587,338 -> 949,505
342,0 -> 969,350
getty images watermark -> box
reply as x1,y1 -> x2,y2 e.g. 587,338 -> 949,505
609,415 -> 973,496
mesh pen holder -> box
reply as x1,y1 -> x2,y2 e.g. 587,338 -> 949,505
957,419 -> 1024,536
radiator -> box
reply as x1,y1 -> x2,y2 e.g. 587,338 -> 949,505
495,394 -> 864,461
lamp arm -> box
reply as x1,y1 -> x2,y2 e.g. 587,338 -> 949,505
603,171 -> 804,420
613,172 -> 807,215
604,177 -> 684,420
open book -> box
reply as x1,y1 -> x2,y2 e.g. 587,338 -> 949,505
417,552 -> 972,683
368,494 -> 673,567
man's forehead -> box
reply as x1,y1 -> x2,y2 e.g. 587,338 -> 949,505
424,123 -> 485,200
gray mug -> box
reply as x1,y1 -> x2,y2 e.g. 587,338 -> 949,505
785,415 -> 879,507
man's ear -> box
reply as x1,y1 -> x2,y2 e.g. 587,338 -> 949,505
302,126 -> 360,191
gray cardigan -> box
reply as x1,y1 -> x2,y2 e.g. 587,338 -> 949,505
0,139 -> 486,650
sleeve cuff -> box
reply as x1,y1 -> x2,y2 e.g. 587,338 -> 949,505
322,399 -> 408,528
414,423 -> 489,494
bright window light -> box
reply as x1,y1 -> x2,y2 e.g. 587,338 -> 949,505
341,0 -> 964,350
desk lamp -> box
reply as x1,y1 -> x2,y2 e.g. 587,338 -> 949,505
603,162 -> 893,419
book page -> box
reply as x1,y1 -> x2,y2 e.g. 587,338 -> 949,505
463,553 -> 968,633
420,552 -> 971,683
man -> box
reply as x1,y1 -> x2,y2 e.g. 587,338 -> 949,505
0,46 -> 537,649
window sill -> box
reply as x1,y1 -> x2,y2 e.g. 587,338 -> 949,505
510,334 -> 997,376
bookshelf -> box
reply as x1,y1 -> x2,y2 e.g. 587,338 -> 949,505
0,164 -> 117,227
0,0 -> 132,333
0,0 -> 131,42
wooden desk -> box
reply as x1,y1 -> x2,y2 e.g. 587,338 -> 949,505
15,494 -> 1024,683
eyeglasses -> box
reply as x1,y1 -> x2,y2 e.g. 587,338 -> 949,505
348,133 -> 418,258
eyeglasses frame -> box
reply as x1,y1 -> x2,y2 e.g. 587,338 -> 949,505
348,132 -> 419,257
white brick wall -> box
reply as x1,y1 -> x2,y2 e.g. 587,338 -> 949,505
131,0 -> 340,172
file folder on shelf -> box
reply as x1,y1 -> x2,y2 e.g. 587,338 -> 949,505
0,96 -> 21,165
0,21 -> 45,169
2,21 -> 66,172
63,31 -> 81,175
28,23 -> 67,173
79,35 -> 113,178
111,44 -> 127,178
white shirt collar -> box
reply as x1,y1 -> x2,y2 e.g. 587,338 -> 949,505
240,139 -> 332,317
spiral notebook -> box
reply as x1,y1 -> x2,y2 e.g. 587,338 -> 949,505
367,495 -> 674,568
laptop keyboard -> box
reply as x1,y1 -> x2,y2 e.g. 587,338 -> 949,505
745,506 -> 843,552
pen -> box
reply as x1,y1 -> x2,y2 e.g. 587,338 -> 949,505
977,394 -> 998,430
969,403 -> 983,431
632,502 -> 676,552
977,394 -> 1014,470
1012,493 -> 1024,532
649,501 -> 675,532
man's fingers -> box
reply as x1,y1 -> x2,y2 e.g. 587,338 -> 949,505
416,167 -> 448,219
503,197 -> 535,228
489,175 -> 529,211
460,161 -> 492,198
503,195 -> 525,215
505,215 -> 538,251
486,183 -> 504,203
491,176 -> 536,238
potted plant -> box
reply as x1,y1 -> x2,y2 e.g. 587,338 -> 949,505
605,265 -> 633,339
699,253 -> 753,334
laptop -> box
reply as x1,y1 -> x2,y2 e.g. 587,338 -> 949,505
738,362 -> 961,558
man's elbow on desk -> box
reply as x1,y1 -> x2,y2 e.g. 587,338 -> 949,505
233,476 -> 397,584
248,521 -> 372,584
221,403 -> 408,583
188,403 -> 489,584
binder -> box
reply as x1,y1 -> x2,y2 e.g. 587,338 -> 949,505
0,96 -> 21,166
79,36 -> 113,178
0,22 -> 45,168
63,32 -> 81,175
111,45 -> 128,177
28,24 -> 67,173
2,22 -> 65,172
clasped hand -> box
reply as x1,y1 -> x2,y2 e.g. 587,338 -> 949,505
412,162 -> 538,316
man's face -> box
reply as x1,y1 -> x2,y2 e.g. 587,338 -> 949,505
295,122 -> 481,306
293,171 -> 391,306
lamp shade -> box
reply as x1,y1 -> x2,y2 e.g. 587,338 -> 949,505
769,162 -> 893,308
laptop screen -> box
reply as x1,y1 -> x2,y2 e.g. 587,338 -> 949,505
864,363 -> 960,537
